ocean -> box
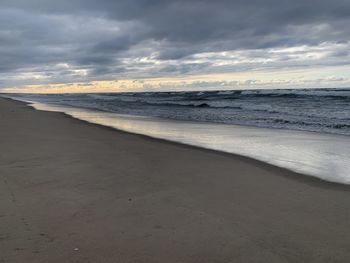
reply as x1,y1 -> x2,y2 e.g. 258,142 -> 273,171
3,88 -> 350,184
7,88 -> 350,136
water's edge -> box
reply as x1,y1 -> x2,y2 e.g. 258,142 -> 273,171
5,96 -> 349,186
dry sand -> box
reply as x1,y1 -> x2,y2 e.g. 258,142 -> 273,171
1,97 -> 350,263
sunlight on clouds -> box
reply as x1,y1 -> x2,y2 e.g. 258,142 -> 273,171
1,39 -> 349,92
3,64 -> 350,94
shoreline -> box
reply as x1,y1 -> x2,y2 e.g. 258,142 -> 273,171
1,97 -> 350,262
11,96 -> 350,187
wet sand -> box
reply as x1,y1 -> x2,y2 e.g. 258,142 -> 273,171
1,97 -> 350,263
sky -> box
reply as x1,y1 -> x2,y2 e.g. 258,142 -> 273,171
1,0 -> 350,93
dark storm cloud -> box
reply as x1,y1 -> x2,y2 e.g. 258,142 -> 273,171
1,0 -> 350,87
4,0 -> 350,43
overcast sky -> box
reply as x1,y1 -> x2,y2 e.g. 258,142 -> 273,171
1,0 -> 350,92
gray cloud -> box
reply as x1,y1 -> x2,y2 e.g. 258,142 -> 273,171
1,0 -> 350,88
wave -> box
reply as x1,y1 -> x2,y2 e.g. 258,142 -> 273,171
36,88 -> 350,106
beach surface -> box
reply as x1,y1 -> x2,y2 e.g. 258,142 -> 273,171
1,97 -> 350,263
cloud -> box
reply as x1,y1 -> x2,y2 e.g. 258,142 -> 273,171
0,0 -> 350,90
